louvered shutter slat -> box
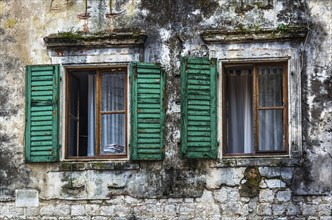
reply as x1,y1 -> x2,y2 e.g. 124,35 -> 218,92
25,65 -> 59,162
181,57 -> 218,159
130,62 -> 165,160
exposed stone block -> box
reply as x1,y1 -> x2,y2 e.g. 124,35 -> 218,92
179,203 -> 196,216
301,204 -> 317,216
145,203 -> 162,215
72,216 -> 90,220
221,202 -> 242,216
318,203 -> 332,216
71,205 -> 86,216
167,198 -> 183,203
41,217 -> 57,220
307,217 -> 318,220
99,205 -> 115,216
85,204 -> 100,216
257,203 -> 272,216
221,217 -> 246,220
27,217 -> 41,220
286,202 -> 301,216
184,198 -> 194,203
26,207 -> 40,216
91,217 -> 109,220
228,188 -> 241,202
40,204 -> 70,216
259,189 -> 275,203
213,188 -> 228,203
163,204 -> 177,214
0,205 -> 24,218
113,204 -> 131,217
263,179 -> 286,188
106,195 -> 125,204
275,189 -> 292,202
196,190 -> 214,203
124,196 -> 140,205
272,204 -> 286,215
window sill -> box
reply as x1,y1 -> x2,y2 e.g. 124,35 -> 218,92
54,160 -> 139,171
211,156 -> 302,168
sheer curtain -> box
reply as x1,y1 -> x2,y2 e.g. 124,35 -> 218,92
87,74 -> 96,156
258,67 -> 283,151
227,69 -> 254,153
100,72 -> 126,154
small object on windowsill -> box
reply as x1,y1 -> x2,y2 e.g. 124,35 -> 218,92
107,183 -> 126,189
78,13 -> 90,20
103,144 -> 125,153
106,11 -> 124,18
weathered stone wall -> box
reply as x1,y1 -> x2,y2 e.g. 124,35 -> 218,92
0,0 -> 331,219
1,193 -> 332,219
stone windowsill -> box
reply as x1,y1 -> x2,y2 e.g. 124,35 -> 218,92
211,157 -> 302,168
54,160 -> 140,171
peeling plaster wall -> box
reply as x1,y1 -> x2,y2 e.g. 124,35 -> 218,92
0,0 -> 331,219
292,0 -> 332,196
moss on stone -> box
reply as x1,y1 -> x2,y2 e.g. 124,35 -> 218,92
2,18 -> 16,29
55,31 -> 85,40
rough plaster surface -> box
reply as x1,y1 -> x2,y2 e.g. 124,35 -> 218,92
0,0 -> 331,218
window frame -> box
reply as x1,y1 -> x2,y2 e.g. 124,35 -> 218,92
64,66 -> 129,160
221,61 -> 289,157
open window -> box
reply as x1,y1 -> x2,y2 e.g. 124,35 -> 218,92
25,63 -> 166,162
222,62 -> 288,156
66,67 -> 128,159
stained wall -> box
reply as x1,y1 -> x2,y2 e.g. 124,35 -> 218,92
0,0 -> 331,219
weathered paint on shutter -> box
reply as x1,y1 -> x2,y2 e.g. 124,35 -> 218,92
25,65 -> 60,162
180,57 -> 218,159
130,62 -> 165,160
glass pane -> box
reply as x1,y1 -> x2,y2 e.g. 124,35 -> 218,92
226,69 -> 254,154
69,77 -> 79,116
68,117 -> 78,156
101,72 -> 126,111
100,114 -> 126,155
258,66 -> 283,107
258,110 -> 283,151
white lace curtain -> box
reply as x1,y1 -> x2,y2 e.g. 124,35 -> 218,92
227,69 -> 254,153
87,72 -> 126,155
258,67 -> 283,151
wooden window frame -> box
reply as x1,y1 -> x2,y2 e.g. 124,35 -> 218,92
65,67 -> 128,160
222,62 -> 288,156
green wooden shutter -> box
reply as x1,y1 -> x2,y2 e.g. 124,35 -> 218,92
180,57 -> 218,159
130,62 -> 165,160
25,65 -> 60,162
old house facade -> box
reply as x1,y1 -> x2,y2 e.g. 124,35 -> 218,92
0,0 -> 331,219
